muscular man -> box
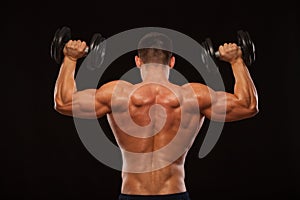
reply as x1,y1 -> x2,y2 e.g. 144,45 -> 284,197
54,32 -> 259,200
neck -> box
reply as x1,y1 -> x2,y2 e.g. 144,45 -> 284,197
140,63 -> 170,83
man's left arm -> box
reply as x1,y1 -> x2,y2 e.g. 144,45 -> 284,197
53,40 -> 114,119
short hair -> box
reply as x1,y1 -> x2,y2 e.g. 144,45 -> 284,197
137,32 -> 173,65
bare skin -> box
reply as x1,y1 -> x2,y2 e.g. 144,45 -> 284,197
54,40 -> 259,195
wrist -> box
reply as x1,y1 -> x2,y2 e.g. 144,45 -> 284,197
230,57 -> 245,66
63,56 -> 78,64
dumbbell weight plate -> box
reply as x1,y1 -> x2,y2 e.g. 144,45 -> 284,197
201,38 -> 219,73
237,30 -> 255,67
89,33 -> 105,51
204,38 -> 215,59
86,33 -> 106,70
50,26 -> 71,64
50,28 -> 60,63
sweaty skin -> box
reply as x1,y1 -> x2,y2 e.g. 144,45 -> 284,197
54,40 -> 259,195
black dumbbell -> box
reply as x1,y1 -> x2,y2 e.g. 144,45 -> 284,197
50,26 -> 106,69
201,30 -> 255,67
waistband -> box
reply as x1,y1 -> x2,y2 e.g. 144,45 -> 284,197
119,191 -> 190,200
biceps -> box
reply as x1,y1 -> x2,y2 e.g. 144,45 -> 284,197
201,92 -> 252,122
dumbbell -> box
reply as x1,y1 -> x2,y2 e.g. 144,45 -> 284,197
50,26 -> 106,69
201,30 -> 255,67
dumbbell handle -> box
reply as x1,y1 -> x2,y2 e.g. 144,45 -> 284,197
84,47 -> 89,54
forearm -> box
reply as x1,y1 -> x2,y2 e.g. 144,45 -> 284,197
231,58 -> 258,110
54,57 -> 77,107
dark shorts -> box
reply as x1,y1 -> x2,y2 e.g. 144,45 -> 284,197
118,191 -> 191,200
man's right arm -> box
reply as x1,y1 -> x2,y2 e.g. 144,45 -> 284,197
189,43 -> 259,122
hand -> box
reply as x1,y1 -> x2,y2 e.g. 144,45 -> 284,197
218,43 -> 243,65
63,40 -> 87,61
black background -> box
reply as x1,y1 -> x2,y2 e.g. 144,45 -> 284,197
3,0 -> 298,200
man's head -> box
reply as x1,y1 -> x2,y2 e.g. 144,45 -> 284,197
135,32 -> 175,68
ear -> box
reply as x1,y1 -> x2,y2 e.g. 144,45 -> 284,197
135,56 -> 142,68
169,56 -> 175,68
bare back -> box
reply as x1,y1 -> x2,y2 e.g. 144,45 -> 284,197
107,80 -> 205,195
54,36 -> 258,196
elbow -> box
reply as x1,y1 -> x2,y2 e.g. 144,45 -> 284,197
53,97 -> 68,114
53,91 -> 73,112
247,103 -> 259,118
250,106 -> 259,117
53,98 -> 64,113
53,101 -> 72,117
238,96 -> 259,118
53,95 -> 74,117
53,89 -> 74,116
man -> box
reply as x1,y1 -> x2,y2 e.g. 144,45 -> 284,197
54,31 -> 259,200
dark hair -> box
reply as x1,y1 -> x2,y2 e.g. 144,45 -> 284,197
137,32 -> 173,65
